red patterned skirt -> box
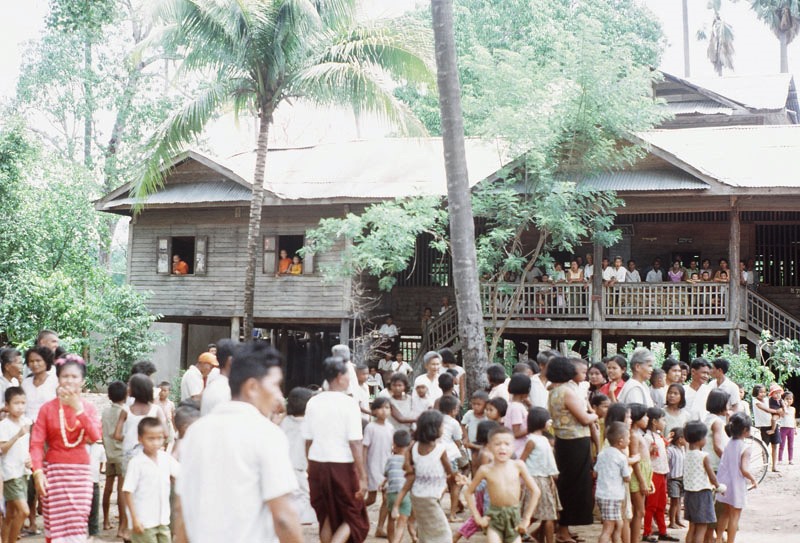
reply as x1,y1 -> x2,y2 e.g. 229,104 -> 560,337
41,463 -> 92,543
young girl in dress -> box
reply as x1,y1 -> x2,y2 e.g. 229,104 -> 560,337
683,422 -> 721,543
663,383 -> 688,437
386,374 -> 416,431
520,407 -> 560,543
628,403 -> 652,543
779,391 -> 796,464
364,397 -> 397,538
642,408 -> 678,542
716,413 -> 758,543
392,410 -> 460,543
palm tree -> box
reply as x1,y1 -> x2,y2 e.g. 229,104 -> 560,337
133,0 -> 432,339
708,11 -> 736,76
683,0 -> 691,77
430,0 -> 488,398
750,0 -> 800,72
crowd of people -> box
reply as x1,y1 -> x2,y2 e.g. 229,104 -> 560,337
0,329 -> 796,543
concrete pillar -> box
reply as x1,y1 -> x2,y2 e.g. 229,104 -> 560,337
231,316 -> 240,341
591,328 -> 602,364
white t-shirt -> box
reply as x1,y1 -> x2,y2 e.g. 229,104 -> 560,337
21,374 -> 58,423
684,383 -> 711,421
617,379 -> 654,408
0,376 -> 19,410
625,269 -> 641,282
124,450 -> 180,530
529,377 -> 549,409
176,401 -> 297,543
584,264 -> 594,279
710,377 -> 740,411
753,397 -> 772,427
645,269 -> 663,282
603,266 -> 627,283
392,361 -> 413,376
180,365 -> 205,401
303,391 -> 363,463
378,324 -> 399,337
488,379 -> 510,402
201,374 -> 231,416
594,446 -> 631,501
0,416 -> 32,481
89,443 -> 106,484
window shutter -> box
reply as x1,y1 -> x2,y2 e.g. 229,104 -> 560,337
157,237 -> 171,274
195,236 -> 208,275
263,235 -> 277,273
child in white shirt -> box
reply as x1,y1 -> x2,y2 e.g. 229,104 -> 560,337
594,421 -> 634,543
123,418 -> 180,542
0,387 -> 32,543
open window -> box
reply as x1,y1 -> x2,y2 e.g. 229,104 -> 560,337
156,236 -> 208,275
263,234 -> 314,274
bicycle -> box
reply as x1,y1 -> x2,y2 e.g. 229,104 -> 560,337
744,429 -> 770,486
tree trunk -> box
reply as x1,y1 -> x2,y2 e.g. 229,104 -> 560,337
83,39 -> 93,169
243,109 -> 271,340
682,0 -> 691,77
780,32 -> 789,73
431,0 -> 488,398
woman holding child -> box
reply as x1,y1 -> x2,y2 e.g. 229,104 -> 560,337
547,357 -> 598,543
30,354 -> 102,543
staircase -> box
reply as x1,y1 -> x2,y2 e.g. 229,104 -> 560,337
744,289 -> 800,346
412,305 -> 461,373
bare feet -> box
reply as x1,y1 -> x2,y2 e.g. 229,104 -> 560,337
375,529 -> 388,539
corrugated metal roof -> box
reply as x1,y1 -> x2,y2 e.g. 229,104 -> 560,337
688,74 -> 793,111
220,138 -> 508,200
666,100 -> 733,116
638,125 -> 800,188
576,171 -> 709,192
105,180 -> 251,208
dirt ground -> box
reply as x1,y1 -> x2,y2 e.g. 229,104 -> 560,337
20,457 -> 797,543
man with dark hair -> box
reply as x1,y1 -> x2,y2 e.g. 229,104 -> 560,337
201,339 -> 236,416
529,351 -> 555,409
130,361 -> 157,378
35,330 -> 59,354
685,358 -> 713,421
175,342 -> 302,543
709,357 -> 740,412
304,357 -> 369,543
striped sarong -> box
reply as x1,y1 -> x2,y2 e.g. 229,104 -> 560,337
41,463 -> 92,543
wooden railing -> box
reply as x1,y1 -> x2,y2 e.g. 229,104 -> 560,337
746,289 -> 800,342
413,305 -> 460,373
604,283 -> 729,320
481,283 -> 592,320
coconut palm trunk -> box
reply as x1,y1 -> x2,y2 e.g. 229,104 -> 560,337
780,31 -> 789,72
682,0 -> 691,77
431,0 -> 488,398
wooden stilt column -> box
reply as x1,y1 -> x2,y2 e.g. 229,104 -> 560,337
591,238 -> 604,363
729,202 -> 741,349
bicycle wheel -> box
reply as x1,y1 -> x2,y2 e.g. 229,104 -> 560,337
744,435 -> 769,486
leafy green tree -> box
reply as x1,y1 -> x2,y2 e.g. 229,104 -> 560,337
749,0 -> 800,72
134,0 -> 433,340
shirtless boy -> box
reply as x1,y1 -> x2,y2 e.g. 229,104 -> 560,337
465,426 -> 540,543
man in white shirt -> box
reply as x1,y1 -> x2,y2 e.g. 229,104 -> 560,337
583,253 -> 594,280
180,352 -> 218,402
625,260 -> 641,282
684,358 -> 713,420
304,357 -> 369,543
617,348 -> 654,407
330,344 -> 360,398
529,351 -> 555,409
709,357 -> 740,412
602,257 -> 627,286
175,342 -> 303,543
200,339 -> 236,416
645,259 -> 664,283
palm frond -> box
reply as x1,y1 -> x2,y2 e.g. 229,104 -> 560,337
292,61 -> 426,136
132,78 -> 250,201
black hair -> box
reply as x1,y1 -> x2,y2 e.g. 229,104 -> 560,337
137,416 -> 163,437
513,363 -> 532,375
208,343 -> 217,350
0,348 -> 21,371
508,373 -> 531,395
471,390 -> 489,402
486,364 -> 507,386
646,407 -> 665,431
706,389 -> 730,415
752,384 -> 765,397
536,350 -> 556,368
130,360 -> 157,377
439,348 -> 457,365
438,395 -> 459,415
605,402 -> 629,426
666,383 -> 686,409
650,368 -> 665,386
589,362 -> 608,383
590,393 -> 610,408
355,363 -> 369,373
528,360 -> 541,375
527,406 -> 550,433
690,357 -> 712,371
320,356 -> 349,384
393,429 -> 412,448
487,397 -> 508,417
216,339 -> 237,369
438,372 -> 454,392
129,374 -> 154,403
286,387 -> 314,416
229,342 -> 283,397
55,354 -> 87,377
475,420 -> 499,445
662,357 -> 680,375
389,372 -> 409,392
684,420 -> 708,444
159,381 -> 171,388
107,380 -> 127,403
783,391 -> 795,400
446,368 -> 458,378
488,425 -> 514,442
4,386 -> 24,405
415,410 -> 444,444
629,403 -> 648,423
545,357 -> 576,384
174,405 -> 200,433
670,427 -> 684,445
24,346 -> 54,372
712,357 -> 729,374
679,361 -> 690,374
371,396 -> 391,411
606,421 -> 628,446
726,412 -> 752,439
